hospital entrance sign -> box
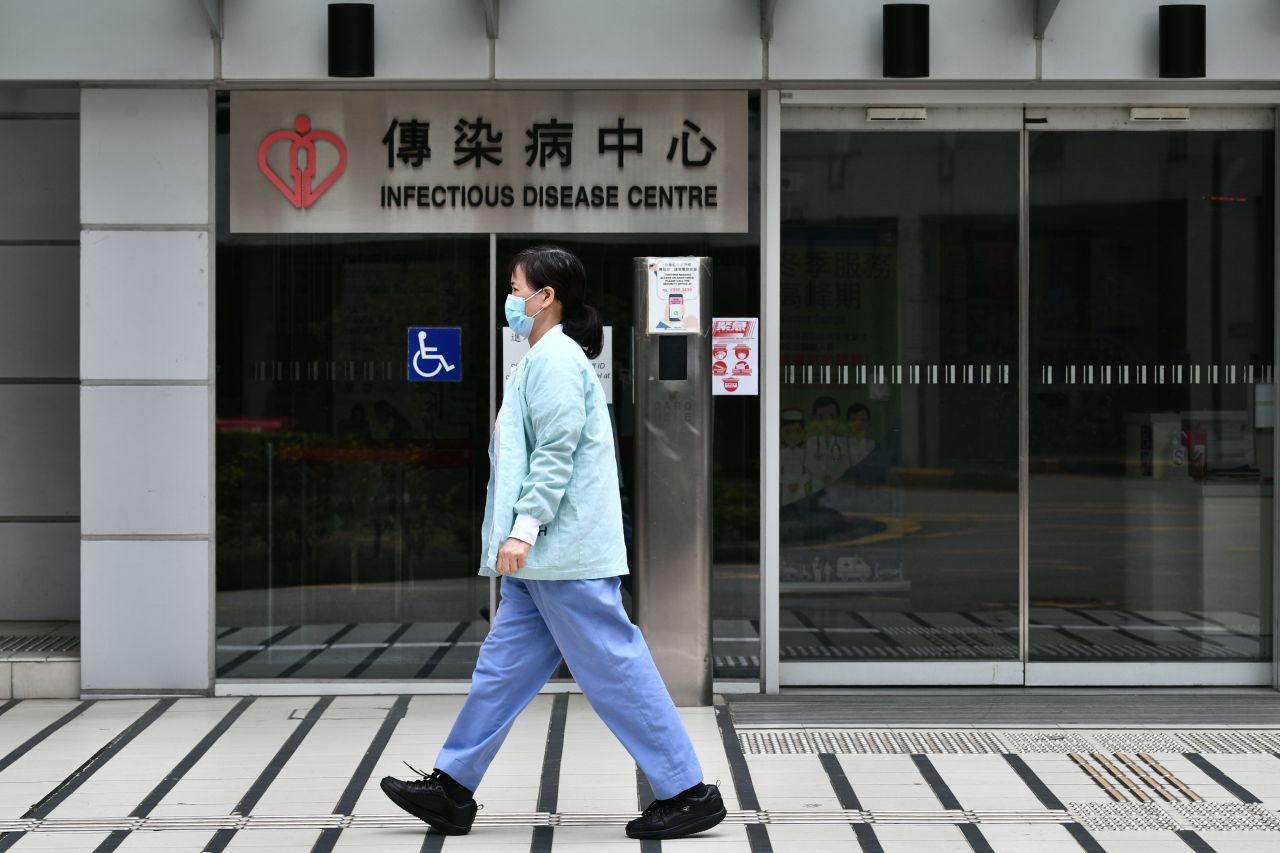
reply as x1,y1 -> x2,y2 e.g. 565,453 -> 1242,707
231,91 -> 748,234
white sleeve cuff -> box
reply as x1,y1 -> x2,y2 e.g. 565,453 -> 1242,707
509,513 -> 542,545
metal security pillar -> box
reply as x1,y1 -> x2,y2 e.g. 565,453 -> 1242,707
633,257 -> 713,706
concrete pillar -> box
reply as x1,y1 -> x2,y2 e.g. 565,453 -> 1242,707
79,89 -> 213,694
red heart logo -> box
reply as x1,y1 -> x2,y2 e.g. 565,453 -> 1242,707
257,115 -> 347,209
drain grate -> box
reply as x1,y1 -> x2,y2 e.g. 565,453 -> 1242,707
737,728 -> 1280,756
1067,802 -> 1182,831
713,655 -> 761,668
738,729 -> 1008,755
1167,802 -> 1280,832
0,635 -> 79,654
1178,731 -> 1280,754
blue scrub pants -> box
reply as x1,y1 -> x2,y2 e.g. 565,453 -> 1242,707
435,575 -> 704,800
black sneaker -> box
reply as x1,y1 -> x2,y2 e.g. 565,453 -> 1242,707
625,783 -> 726,840
380,763 -> 479,835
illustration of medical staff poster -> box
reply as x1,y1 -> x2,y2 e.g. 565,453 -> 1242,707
777,223 -> 907,592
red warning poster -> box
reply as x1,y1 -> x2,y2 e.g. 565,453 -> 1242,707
711,318 -> 758,396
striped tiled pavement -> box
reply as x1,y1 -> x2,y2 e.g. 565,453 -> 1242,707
212,609 -> 1269,682
0,695 -> 1277,851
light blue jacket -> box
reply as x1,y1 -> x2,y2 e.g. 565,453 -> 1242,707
479,325 -> 629,580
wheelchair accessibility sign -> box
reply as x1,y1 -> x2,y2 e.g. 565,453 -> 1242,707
408,327 -> 462,382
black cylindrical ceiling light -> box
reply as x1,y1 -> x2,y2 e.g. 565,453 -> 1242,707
883,4 -> 929,78
328,3 -> 374,78
1159,4 -> 1205,78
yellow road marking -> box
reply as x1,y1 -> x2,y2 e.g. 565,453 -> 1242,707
807,513 -> 923,550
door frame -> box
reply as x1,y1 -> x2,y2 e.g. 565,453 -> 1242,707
764,91 -> 1279,689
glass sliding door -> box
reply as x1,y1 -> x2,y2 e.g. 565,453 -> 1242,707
1026,108 -> 1275,683
777,108 -> 1023,684
772,102 -> 1276,687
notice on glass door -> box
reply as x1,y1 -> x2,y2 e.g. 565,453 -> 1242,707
645,257 -> 702,334
711,318 -> 758,396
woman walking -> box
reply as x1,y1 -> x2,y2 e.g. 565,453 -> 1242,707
380,245 -> 726,841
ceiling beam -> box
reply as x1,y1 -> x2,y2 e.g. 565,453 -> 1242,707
761,0 -> 778,41
481,0 -> 499,39
1034,0 -> 1061,40
198,0 -> 223,38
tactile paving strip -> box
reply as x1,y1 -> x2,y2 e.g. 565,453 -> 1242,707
1091,732 -> 1185,754
1067,802 -> 1182,831
1178,731 -> 1280,754
995,731 -> 1093,753
1167,802 -> 1280,832
0,809 -> 1079,834
4,806 -> 1279,835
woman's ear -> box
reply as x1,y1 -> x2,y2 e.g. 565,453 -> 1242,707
542,286 -> 556,305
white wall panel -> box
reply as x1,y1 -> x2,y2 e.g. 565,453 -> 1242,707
0,0 -> 213,81
80,231 -> 208,381
770,0 -> 1034,81
497,0 -> 762,80
1044,0 -> 1280,80
222,0 -> 490,80
81,540 -> 210,690
0,119 -> 79,240
80,386 -> 209,536
80,90 -> 209,226
0,246 -> 79,379
0,523 -> 79,620
0,386 -> 78,518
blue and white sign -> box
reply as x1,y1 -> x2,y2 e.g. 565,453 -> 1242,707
408,327 -> 462,382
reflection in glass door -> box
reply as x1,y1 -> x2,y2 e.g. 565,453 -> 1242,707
215,234 -> 492,680
1027,110 -> 1275,682
777,110 -> 1022,683
774,103 -> 1277,686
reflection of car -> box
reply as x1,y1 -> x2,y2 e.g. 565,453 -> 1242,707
712,361 -> 728,376
836,555 -> 872,581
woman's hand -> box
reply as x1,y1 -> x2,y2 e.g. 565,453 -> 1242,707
497,537 -> 533,575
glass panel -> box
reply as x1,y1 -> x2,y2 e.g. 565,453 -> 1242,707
491,95 -> 761,682
1029,129 -> 1275,662
779,131 -> 1021,661
215,97 -> 492,678
216,92 -> 761,682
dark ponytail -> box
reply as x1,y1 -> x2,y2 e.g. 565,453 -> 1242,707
509,245 -> 604,359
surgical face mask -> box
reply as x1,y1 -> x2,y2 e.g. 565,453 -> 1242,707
504,287 -> 548,338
